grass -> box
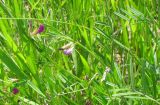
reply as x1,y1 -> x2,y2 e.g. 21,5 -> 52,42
0,0 -> 160,104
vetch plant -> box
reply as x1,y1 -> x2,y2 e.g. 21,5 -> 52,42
59,42 -> 74,55
37,24 -> 45,34
31,24 -> 45,35
12,88 -> 19,95
63,47 -> 74,55
0,1 -> 160,104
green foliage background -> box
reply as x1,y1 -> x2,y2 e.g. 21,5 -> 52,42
0,0 -> 160,104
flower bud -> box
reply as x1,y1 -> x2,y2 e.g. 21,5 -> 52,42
12,88 -> 19,95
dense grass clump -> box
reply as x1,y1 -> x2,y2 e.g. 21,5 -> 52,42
0,0 -> 160,104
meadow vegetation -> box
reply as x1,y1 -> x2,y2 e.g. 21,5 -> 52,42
0,0 -> 160,104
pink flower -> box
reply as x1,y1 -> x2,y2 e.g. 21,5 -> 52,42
59,42 -> 74,55
12,88 -> 19,94
31,24 -> 44,35
37,24 -> 44,34
63,47 -> 73,55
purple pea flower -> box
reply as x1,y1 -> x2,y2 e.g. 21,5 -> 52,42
31,24 -> 45,35
63,47 -> 73,55
59,42 -> 74,55
37,24 -> 44,34
12,88 -> 19,94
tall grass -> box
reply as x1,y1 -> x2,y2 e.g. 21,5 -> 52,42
0,0 -> 160,104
